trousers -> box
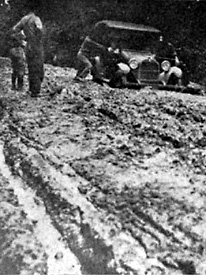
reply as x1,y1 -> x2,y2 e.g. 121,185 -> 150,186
76,51 -> 93,79
26,46 -> 44,95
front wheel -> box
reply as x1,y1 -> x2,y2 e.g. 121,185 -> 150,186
109,75 -> 125,88
167,73 -> 181,86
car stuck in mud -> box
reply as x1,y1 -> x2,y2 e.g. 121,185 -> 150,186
79,20 -> 185,90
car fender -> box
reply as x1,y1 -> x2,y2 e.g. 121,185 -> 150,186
117,63 -> 130,75
159,66 -> 182,85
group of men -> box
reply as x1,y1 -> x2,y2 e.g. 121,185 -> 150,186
74,35 -> 129,84
10,10 -> 44,97
74,33 -> 182,86
9,10 -> 182,96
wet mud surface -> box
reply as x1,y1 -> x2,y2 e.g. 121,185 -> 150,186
0,57 -> 206,274
0,166 -> 47,275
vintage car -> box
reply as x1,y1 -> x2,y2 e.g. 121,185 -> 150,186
87,20 -> 185,90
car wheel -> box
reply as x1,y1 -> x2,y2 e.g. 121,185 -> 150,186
167,73 -> 180,86
109,75 -> 125,88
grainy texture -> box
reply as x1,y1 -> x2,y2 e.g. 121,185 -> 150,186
0,58 -> 206,274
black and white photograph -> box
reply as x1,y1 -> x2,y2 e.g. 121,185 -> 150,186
0,0 -> 206,274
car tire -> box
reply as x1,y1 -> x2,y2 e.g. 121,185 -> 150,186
167,73 -> 179,86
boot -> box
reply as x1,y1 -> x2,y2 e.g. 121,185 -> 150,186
29,79 -> 41,97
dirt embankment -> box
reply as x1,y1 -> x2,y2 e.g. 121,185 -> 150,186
0,57 -> 206,274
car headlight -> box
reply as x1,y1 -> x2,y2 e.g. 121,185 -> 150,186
129,58 -> 138,70
161,60 -> 171,72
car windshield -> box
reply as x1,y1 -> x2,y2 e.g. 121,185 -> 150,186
107,29 -> 161,53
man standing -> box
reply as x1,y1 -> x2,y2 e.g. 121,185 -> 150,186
12,10 -> 44,97
157,36 -> 182,86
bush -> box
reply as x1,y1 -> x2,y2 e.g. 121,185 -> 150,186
0,5 -> 11,56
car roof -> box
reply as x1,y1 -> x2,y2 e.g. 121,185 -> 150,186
95,20 -> 161,33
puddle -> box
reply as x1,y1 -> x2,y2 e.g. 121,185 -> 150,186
0,142 -> 82,275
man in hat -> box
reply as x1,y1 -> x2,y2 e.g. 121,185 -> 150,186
12,10 -> 44,97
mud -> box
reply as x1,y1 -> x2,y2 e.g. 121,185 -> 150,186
0,142 -> 82,275
0,57 -> 206,274
0,155 -> 47,274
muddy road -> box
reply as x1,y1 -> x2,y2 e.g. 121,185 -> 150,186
0,57 -> 206,274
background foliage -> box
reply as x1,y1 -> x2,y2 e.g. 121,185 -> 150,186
1,0 -> 206,83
